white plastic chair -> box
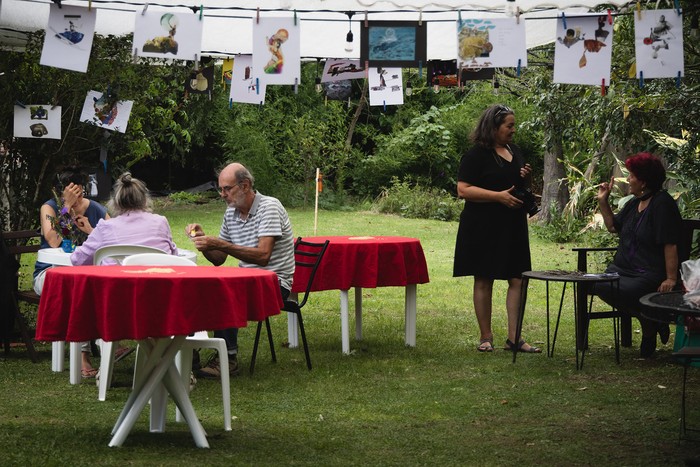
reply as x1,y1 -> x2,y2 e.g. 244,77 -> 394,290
122,252 -> 231,431
94,245 -> 167,399
57,245 -> 169,385
122,252 -> 196,266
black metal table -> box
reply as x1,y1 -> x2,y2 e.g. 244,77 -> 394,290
639,291 -> 700,441
515,270 -> 620,370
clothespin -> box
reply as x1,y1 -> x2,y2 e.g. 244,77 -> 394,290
383,100 -> 386,112
51,0 -> 62,9
607,9 -> 613,25
88,0 -> 92,12
516,8 -> 521,25
256,7 -> 260,24
677,71 -> 682,88
364,11 -> 368,27
133,47 -> 138,62
418,10 -> 422,26
458,10 -> 462,25
194,54 -> 198,65
15,101 -> 25,108
674,0 -> 682,16
365,61 -> 369,79
294,77 -> 298,94
561,12 -> 567,30
639,70 -> 644,88
142,2 -> 148,15
601,79 -> 606,96
229,98 -> 232,109
199,5 -> 203,20
256,78 -> 259,95
636,1 -> 642,21
294,10 -> 297,26
517,59 -> 521,77
418,61 -> 423,79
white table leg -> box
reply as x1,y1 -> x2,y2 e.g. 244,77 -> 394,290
69,342 -> 81,384
354,287 -> 363,341
52,341 -> 64,372
286,292 -> 299,349
340,290 -> 350,354
109,336 -> 209,448
405,284 -> 417,347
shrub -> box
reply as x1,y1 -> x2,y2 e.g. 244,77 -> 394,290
372,177 -> 462,221
168,191 -> 204,204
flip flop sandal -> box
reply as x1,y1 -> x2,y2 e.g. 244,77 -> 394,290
504,339 -> 542,353
477,338 -> 494,352
81,368 -> 98,378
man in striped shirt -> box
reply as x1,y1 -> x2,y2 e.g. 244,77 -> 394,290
186,162 -> 295,377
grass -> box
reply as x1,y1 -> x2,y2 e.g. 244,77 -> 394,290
3,202 -> 700,466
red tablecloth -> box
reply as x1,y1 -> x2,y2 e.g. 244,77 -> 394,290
291,236 -> 430,293
36,265 -> 283,342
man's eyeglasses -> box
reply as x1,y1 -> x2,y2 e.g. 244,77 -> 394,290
494,105 -> 513,118
219,183 -> 242,194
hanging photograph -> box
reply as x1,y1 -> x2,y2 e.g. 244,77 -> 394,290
368,67 -> 403,107
553,14 -> 614,85
252,17 -> 301,86
79,90 -> 133,133
321,59 -> 366,83
222,58 -> 234,85
133,9 -> 203,60
456,17 -> 527,69
230,55 -> 267,105
361,21 -> 426,68
13,105 -> 61,140
40,4 -> 96,73
185,64 -> 215,94
634,9 -> 684,80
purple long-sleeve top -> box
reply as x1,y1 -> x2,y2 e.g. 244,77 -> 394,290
70,210 -> 178,265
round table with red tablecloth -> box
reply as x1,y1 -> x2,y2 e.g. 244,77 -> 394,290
36,265 -> 282,448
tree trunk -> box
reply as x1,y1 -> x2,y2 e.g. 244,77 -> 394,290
539,138 -> 568,223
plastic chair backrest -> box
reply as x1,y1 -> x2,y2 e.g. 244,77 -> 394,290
122,253 -> 195,266
93,245 -> 167,265
293,237 -> 329,309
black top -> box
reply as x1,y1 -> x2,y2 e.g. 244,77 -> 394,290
612,190 -> 682,283
453,143 -> 531,279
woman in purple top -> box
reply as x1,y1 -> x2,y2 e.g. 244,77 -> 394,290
71,172 -> 178,266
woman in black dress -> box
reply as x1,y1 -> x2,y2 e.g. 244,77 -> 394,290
595,152 -> 682,358
453,104 -> 540,353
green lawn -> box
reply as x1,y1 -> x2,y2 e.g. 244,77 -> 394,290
2,203 -> 699,466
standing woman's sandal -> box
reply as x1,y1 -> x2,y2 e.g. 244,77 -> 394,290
477,337 -> 494,352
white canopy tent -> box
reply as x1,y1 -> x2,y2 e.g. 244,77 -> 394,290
0,0 -> 638,58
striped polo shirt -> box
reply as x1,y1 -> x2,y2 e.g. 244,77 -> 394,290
219,192 -> 295,291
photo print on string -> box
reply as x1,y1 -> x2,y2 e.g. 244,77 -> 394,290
40,4 -> 96,73
79,90 -> 133,133
634,9 -> 684,80
14,105 -> 61,140
553,13 -> 614,85
230,55 -> 267,105
133,9 -> 203,60
368,67 -> 403,107
361,21 -> 426,68
252,17 -> 301,86
456,17 -> 526,70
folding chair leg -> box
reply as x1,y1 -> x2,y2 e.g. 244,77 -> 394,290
297,312 -> 312,371
249,321 -> 263,375
265,318 -> 276,363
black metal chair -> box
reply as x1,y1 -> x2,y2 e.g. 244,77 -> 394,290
249,237 -> 329,374
672,345 -> 700,441
573,219 -> 700,349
